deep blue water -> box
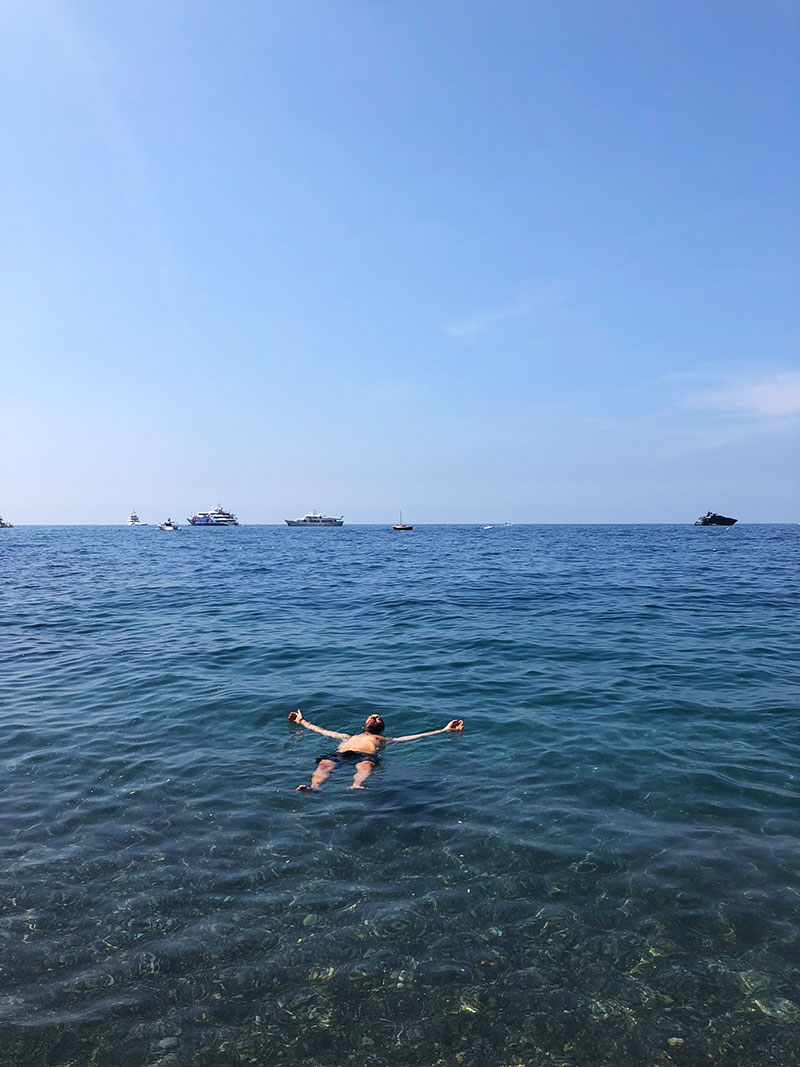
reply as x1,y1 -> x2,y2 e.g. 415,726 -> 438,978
1,524 -> 798,1067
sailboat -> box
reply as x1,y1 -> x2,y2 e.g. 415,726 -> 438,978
392,511 -> 413,531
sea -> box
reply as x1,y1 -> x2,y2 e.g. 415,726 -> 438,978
1,523 -> 798,1067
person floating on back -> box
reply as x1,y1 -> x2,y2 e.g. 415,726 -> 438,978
288,709 -> 464,791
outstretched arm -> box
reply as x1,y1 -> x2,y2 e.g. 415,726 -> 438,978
386,719 -> 464,743
288,710 -> 349,741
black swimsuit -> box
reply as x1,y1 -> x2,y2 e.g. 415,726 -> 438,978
316,750 -> 380,768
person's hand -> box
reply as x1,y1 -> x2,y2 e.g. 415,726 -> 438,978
444,720 -> 464,732
288,710 -> 304,723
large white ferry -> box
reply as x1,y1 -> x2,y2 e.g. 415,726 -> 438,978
285,510 -> 344,527
187,505 -> 240,526
127,510 -> 147,526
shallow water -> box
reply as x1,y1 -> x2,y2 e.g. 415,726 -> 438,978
1,524 -> 798,1066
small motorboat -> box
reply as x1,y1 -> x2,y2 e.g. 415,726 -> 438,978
694,511 -> 737,526
392,511 -> 413,531
483,525 -> 494,530
0,516 -> 12,528
158,519 -> 180,531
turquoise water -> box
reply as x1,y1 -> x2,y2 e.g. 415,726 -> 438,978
1,524 -> 798,1066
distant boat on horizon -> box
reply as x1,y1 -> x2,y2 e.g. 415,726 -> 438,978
128,510 -> 147,526
158,519 -> 180,531
0,516 -> 12,528
694,511 -> 737,526
392,511 -> 413,531
187,505 -> 239,526
286,510 -> 343,527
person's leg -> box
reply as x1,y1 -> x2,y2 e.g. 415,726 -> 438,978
349,759 -> 375,790
297,759 -> 336,791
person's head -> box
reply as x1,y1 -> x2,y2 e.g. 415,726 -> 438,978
363,714 -> 385,735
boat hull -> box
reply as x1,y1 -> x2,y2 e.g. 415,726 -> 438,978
285,519 -> 343,527
187,518 -> 239,526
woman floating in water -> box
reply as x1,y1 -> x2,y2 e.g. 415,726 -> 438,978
288,710 -> 464,791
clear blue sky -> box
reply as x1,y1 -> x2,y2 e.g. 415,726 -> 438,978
2,0 -> 798,523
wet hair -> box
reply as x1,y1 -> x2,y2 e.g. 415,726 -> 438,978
364,716 -> 385,735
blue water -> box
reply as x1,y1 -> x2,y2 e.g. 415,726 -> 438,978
1,524 -> 798,1066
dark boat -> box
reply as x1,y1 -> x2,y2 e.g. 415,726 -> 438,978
694,511 -> 737,526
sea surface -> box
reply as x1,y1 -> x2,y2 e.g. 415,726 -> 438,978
1,523 -> 798,1067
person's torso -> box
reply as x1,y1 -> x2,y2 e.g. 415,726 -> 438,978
336,733 -> 382,755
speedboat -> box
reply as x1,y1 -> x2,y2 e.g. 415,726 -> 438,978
0,516 -> 12,528
392,511 -> 413,531
187,505 -> 239,526
285,511 -> 343,527
128,510 -> 147,526
483,525 -> 494,530
694,511 -> 737,526
158,519 -> 180,531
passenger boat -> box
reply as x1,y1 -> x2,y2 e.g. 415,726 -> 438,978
187,505 -> 239,526
127,510 -> 147,526
392,511 -> 413,531
158,519 -> 180,531
285,511 -> 343,527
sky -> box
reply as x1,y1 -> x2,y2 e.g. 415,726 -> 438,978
1,0 -> 798,523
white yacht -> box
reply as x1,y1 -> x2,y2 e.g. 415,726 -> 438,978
285,510 -> 344,527
0,516 -> 12,528
128,510 -> 147,526
187,505 -> 240,526
158,518 -> 180,531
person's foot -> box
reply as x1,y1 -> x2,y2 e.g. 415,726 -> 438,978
348,784 -> 366,790
296,784 -> 312,791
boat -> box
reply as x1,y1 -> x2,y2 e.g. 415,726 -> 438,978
158,519 -> 180,531
483,525 -> 494,530
392,511 -> 413,531
187,505 -> 239,526
694,511 -> 737,527
0,516 -> 12,528
285,510 -> 343,527
127,510 -> 147,526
